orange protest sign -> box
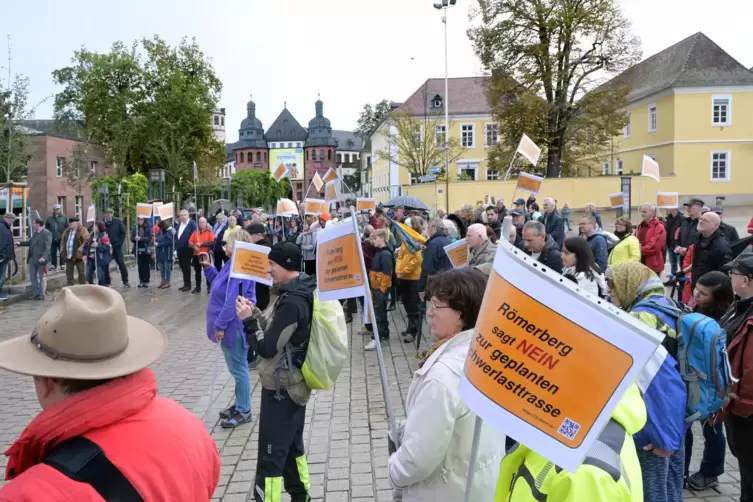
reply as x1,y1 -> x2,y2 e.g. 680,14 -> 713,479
273,162 -> 288,182
316,224 -> 366,301
641,155 -> 660,182
312,172 -> 324,192
356,198 -> 376,213
516,172 -> 544,195
465,271 -> 633,449
443,239 -> 469,269
152,201 -> 163,215
86,205 -> 96,223
324,180 -> 340,203
136,203 -> 153,218
230,242 -> 272,286
322,168 -> 338,183
656,192 -> 679,209
304,199 -> 328,216
609,193 -> 625,209
158,202 -> 174,221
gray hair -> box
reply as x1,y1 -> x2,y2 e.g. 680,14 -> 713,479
580,214 -> 597,226
523,220 -> 546,236
428,216 -> 445,232
460,204 -> 474,213
544,197 -> 556,206
443,219 -> 460,239
641,203 -> 657,215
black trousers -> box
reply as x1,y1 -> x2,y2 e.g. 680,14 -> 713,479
304,259 -> 316,276
726,414 -> 753,501
372,289 -> 389,340
191,255 -> 208,290
390,274 -> 398,306
111,244 -> 129,284
213,250 -> 228,272
51,240 -> 60,268
177,247 -> 193,288
137,253 -> 151,284
255,389 -> 309,502
399,279 -> 420,334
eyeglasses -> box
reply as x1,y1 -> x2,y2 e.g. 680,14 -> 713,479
427,301 -> 453,312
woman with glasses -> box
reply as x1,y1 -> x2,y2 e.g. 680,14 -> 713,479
200,229 -> 257,428
388,268 -> 505,502
608,217 -> 641,266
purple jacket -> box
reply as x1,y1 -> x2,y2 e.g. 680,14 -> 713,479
204,261 -> 256,348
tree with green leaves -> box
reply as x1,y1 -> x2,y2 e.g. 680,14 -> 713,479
355,100 -> 393,139
61,144 -> 94,197
376,111 -> 464,179
52,36 -> 223,186
91,173 -> 148,221
230,171 -> 290,210
470,0 -> 641,177
1,38 -> 33,184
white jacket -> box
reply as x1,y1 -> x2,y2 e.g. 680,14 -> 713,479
388,329 -> 505,502
562,266 -> 606,298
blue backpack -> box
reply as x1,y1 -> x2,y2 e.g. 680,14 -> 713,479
634,300 -> 733,422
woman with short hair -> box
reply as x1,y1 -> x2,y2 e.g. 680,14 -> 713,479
608,217 -> 641,266
388,268 -> 505,501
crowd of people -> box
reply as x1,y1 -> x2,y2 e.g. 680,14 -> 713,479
0,193 -> 752,502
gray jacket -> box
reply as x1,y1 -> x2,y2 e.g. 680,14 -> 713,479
296,230 -> 317,262
469,239 -> 498,267
19,228 -> 52,264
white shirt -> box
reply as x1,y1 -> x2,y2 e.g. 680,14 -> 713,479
177,221 -> 189,239
531,252 -> 542,261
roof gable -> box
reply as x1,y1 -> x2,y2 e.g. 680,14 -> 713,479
394,77 -> 491,116
332,130 -> 363,151
602,32 -> 753,102
263,109 -> 307,142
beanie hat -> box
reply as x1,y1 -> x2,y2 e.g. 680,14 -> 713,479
268,242 -> 302,271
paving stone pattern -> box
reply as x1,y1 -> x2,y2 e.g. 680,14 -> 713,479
0,270 -> 743,501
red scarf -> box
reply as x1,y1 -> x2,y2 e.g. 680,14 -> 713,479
4,368 -> 157,480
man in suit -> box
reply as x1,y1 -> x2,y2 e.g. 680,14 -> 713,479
17,218 -> 52,299
174,209 -> 198,292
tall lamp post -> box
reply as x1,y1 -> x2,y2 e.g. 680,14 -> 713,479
148,168 -> 166,201
433,0 -> 456,212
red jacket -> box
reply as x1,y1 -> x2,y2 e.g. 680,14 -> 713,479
748,216 -> 753,235
725,302 -> 753,418
0,369 -> 219,501
637,217 -> 666,273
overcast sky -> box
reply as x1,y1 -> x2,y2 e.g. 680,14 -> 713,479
3,0 -> 752,144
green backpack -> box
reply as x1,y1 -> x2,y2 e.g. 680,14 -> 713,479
301,291 -> 349,390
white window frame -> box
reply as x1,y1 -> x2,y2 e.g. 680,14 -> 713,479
411,125 -> 422,144
624,113 -> 631,138
486,169 -> 500,181
484,123 -> 499,147
460,124 -> 475,148
435,125 -> 447,146
90,160 -> 97,174
457,163 -> 478,181
711,95 -> 732,126
710,151 -> 731,182
601,162 -> 609,175
409,173 -> 420,185
75,196 -> 83,220
615,159 -> 624,175
648,104 -> 657,133
56,157 -> 64,177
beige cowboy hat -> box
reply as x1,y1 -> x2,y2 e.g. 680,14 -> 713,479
0,285 -> 167,379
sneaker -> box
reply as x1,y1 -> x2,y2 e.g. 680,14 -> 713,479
358,327 -> 373,337
403,334 -> 415,343
123,282 -> 130,288
191,287 -> 201,294
49,266 -> 57,271
365,339 -> 387,351
0,293 -> 10,301
180,285 -> 191,292
220,409 -> 251,428
218,405 -> 237,420
387,303 -> 396,312
686,472 -> 719,491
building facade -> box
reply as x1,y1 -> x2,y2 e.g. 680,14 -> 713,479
265,107 -> 307,202
589,32 -> 753,202
368,77 -> 495,203
212,108 -> 226,143
233,98 -> 269,175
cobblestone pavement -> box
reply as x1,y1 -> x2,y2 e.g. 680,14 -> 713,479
0,269 -> 744,501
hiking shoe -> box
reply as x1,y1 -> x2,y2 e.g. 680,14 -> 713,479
686,472 -> 719,491
221,409 -> 251,428
219,405 -> 237,420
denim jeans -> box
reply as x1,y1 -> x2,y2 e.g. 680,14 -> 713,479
638,445 -> 685,502
685,420 -> 725,477
0,260 -> 7,297
667,249 -> 679,275
28,262 -> 44,297
372,289 -> 389,340
158,260 -> 173,282
221,334 -> 251,414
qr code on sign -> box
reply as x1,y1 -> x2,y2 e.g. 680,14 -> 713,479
558,418 -> 581,440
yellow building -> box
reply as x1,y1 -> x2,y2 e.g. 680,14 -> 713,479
368,77 -> 497,204
590,32 -> 753,203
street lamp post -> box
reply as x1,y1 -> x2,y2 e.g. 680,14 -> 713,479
148,168 -> 166,201
433,0 -> 455,213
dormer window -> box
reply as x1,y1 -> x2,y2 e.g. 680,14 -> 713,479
431,94 -> 443,109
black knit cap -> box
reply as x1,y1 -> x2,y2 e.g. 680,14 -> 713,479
268,242 -> 302,271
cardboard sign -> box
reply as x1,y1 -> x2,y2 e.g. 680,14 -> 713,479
356,198 -> 376,213
86,204 -> 96,223
316,220 -> 366,301
516,133 -> 542,166
136,203 -> 153,219
444,239 -> 469,269
229,242 -> 272,286
273,162 -> 288,182
324,180 -> 341,204
312,171 -> 324,192
656,192 -> 679,209
516,172 -> 544,195
459,243 -> 663,472
276,198 -> 298,216
305,198 -> 328,216
152,201 -> 163,216
642,155 -> 660,182
322,168 -> 338,184
158,202 -> 175,221
609,193 -> 625,209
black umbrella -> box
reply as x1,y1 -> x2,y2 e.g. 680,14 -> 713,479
383,195 -> 428,211
731,235 -> 753,258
